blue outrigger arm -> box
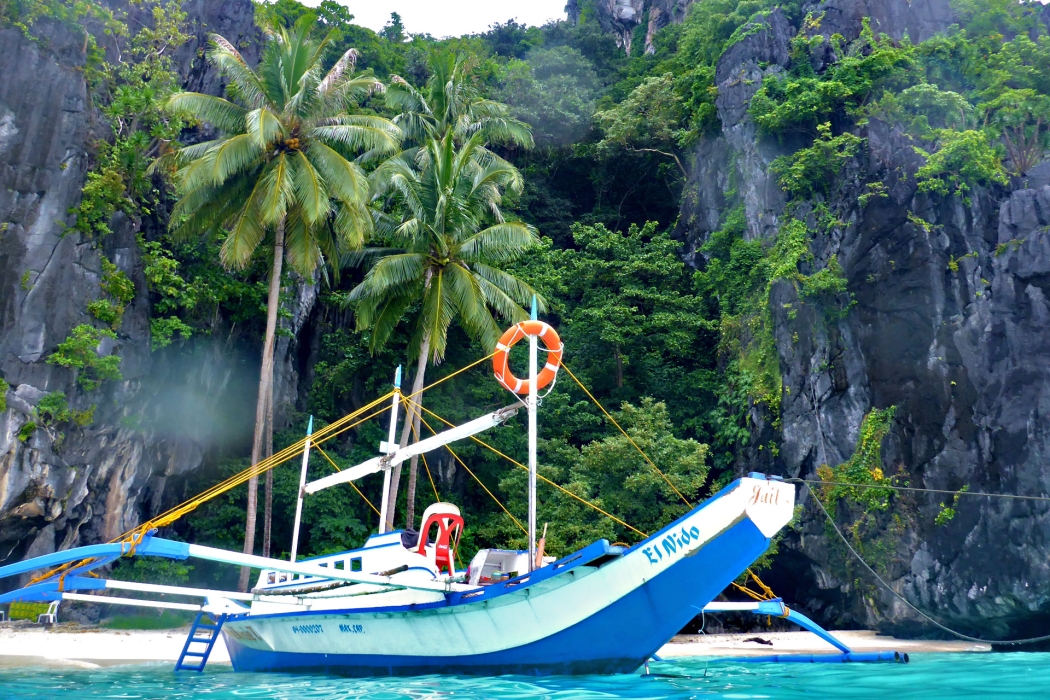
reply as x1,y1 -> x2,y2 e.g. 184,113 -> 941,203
701,600 -> 908,664
0,532 -> 463,605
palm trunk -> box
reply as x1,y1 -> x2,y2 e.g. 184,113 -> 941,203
385,337 -> 429,531
262,388 -> 274,559
239,219 -> 285,592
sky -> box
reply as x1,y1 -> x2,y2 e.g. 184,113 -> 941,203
316,1 -> 569,38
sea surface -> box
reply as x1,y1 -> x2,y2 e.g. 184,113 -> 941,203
0,653 -> 1046,698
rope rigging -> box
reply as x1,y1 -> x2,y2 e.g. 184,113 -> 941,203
798,479 -> 1050,646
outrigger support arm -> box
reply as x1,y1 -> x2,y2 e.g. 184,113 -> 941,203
304,405 -> 520,496
0,534 -> 464,597
701,599 -> 907,662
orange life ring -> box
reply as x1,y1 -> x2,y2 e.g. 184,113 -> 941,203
492,320 -> 563,395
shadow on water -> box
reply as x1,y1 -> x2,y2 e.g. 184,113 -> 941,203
0,654 -> 1047,699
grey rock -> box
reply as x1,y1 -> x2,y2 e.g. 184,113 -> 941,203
0,0 -> 305,589
681,0 -> 1050,637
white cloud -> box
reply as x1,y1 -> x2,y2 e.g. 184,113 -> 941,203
310,1 -> 568,38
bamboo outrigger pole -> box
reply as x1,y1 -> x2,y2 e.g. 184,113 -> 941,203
379,366 -> 402,534
289,415 -> 313,562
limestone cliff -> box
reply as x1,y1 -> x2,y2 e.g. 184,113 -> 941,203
0,1 -> 318,586
682,0 -> 1050,638
566,0 -> 695,54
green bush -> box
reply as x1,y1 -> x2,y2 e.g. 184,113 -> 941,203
47,325 -> 122,391
915,129 -> 1008,202
88,257 -> 135,329
771,122 -> 865,198
0,378 -> 8,413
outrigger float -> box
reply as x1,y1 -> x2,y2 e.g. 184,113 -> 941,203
0,312 -> 905,674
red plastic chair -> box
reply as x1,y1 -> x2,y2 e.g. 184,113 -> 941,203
417,505 -> 464,575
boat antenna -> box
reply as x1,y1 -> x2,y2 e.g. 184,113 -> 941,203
379,366 -> 402,534
528,296 -> 538,571
289,415 -> 314,562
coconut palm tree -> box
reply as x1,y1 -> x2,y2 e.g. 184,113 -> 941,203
348,128 -> 543,529
385,49 -> 535,148
164,15 -> 399,590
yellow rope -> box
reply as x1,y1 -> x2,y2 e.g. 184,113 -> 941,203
732,568 -> 778,601
403,399 -> 527,536
406,411 -> 441,503
409,400 -> 648,539
313,443 -> 380,517
560,362 -> 692,508
27,393 -> 396,586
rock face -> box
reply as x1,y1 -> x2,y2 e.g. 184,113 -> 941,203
0,1 -> 316,587
680,0 -> 1050,638
566,0 -> 695,54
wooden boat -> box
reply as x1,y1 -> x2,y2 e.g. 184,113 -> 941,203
0,314 -> 807,675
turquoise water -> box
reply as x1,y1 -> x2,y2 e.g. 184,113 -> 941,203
0,654 -> 1047,698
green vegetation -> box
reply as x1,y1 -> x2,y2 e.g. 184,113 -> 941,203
0,378 -> 8,413
771,123 -> 864,199
88,256 -> 136,329
47,325 -> 122,391
5,0 -> 1047,591
817,407 -> 898,517
18,391 -> 95,446
101,611 -> 195,629
164,14 -> 399,573
349,50 -> 539,527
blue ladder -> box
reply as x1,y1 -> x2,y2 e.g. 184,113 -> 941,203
175,612 -> 227,672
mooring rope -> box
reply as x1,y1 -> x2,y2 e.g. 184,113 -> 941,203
793,478 -> 1050,502
797,480 -> 1050,645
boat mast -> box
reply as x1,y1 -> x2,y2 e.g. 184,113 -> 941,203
289,415 -> 313,562
379,366 -> 402,534
528,297 -> 538,571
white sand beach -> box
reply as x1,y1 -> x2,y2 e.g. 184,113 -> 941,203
661,629 -> 990,658
0,622 -> 986,669
0,623 -> 231,668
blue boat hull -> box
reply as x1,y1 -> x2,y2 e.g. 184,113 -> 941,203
225,517 -> 770,675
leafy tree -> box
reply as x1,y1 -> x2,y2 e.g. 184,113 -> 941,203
385,48 -> 534,149
596,73 -> 689,176
380,12 -> 405,43
47,325 -> 122,391
499,46 -> 599,147
749,19 -> 918,134
915,129 -> 1008,202
770,122 -> 865,199
980,88 -> 1050,176
163,14 -> 399,589
348,130 -> 542,528
481,399 -> 709,554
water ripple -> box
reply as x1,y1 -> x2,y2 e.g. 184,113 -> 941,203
0,653 -> 1047,699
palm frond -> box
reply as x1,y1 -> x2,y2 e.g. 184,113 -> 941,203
220,177 -> 270,269
457,222 -> 538,264
166,92 -> 247,134
208,34 -> 270,110
416,268 -> 456,362
318,47 -> 358,96
472,262 -> 543,311
306,142 -> 370,206
246,108 -> 286,149
446,262 -> 500,351
256,153 -> 293,225
290,150 -> 331,226
209,133 -> 264,185
282,206 -> 322,276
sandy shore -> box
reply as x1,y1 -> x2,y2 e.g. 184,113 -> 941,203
661,629 -> 990,658
0,623 -> 230,668
0,622 -> 988,669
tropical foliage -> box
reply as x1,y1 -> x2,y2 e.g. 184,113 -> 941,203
6,0 -> 1050,595
163,14 -> 398,583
